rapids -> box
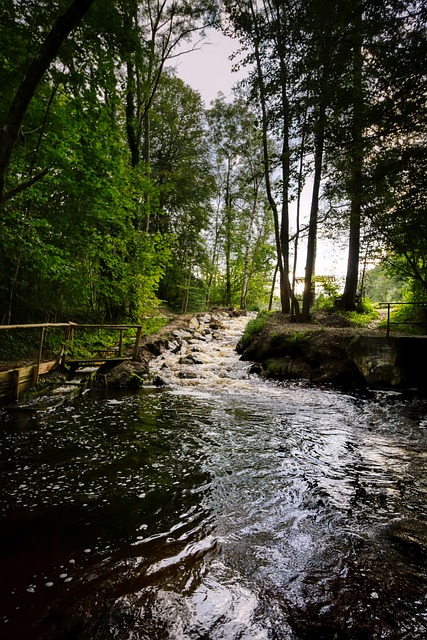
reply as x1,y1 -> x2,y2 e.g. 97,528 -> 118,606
1,312 -> 427,639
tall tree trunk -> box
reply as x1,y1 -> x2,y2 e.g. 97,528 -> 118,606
126,62 -> 140,167
225,159 -> 232,307
340,11 -> 363,311
0,0 -> 96,203
249,1 -> 287,313
302,96 -> 326,321
273,0 -> 300,319
206,200 -> 221,309
240,179 -> 259,310
269,263 -> 279,311
292,104 -> 307,318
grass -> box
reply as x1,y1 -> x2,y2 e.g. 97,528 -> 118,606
239,311 -> 271,349
0,315 -> 171,366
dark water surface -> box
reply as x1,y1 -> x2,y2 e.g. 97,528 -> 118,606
1,320 -> 427,639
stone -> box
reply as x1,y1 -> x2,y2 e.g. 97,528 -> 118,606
189,317 -> 200,330
167,340 -> 180,353
172,329 -> 192,339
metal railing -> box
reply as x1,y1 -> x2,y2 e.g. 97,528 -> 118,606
378,302 -> 427,338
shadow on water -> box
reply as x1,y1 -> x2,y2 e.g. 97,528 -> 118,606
1,315 -> 427,639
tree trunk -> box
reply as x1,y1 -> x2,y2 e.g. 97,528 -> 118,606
0,0 -> 96,203
225,160 -> 232,307
269,263 -> 279,311
126,62 -> 140,167
340,12 -> 363,311
302,101 -> 326,322
292,104 -> 307,318
249,1 -> 287,314
240,179 -> 258,310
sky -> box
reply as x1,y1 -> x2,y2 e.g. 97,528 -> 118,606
169,29 -> 245,107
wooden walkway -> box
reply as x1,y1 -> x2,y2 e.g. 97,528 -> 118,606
0,321 -> 143,402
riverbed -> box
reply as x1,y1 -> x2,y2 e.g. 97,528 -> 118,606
1,314 -> 427,639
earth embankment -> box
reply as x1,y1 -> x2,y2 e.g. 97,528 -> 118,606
237,312 -> 383,389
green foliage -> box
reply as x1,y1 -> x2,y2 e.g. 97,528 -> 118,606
264,358 -> 294,380
268,331 -> 311,357
363,264 -> 406,302
385,303 -> 427,335
239,312 -> 271,349
315,280 -> 342,310
345,303 -> 378,327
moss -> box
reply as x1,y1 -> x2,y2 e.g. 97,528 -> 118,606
264,358 -> 295,379
268,331 -> 312,357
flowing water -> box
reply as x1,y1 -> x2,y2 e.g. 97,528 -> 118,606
1,314 -> 427,639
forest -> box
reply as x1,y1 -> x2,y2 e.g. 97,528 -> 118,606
0,0 -> 425,325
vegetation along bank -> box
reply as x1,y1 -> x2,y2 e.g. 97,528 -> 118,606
237,310 -> 427,393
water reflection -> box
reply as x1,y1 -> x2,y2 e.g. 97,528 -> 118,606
1,316 -> 427,639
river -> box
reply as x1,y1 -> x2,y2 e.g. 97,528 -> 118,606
1,313 -> 427,639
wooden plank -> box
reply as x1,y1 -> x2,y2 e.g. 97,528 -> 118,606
0,360 -> 59,401
38,360 -> 58,375
33,327 -> 45,384
0,322 -> 70,330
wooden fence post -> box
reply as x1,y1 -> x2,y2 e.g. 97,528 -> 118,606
386,303 -> 391,338
33,326 -> 45,384
133,326 -> 142,360
11,369 -> 20,401
119,329 -> 124,357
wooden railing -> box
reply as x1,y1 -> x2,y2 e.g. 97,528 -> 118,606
0,322 -> 144,401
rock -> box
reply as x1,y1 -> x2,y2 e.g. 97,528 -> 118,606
146,340 -> 166,356
192,332 -> 206,341
209,322 -> 223,331
106,361 -> 148,388
201,314 -> 211,324
189,317 -> 200,330
179,356 -> 199,365
172,329 -> 193,339
249,364 -> 262,375
167,340 -> 180,353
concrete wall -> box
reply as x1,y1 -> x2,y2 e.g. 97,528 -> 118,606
350,336 -> 427,390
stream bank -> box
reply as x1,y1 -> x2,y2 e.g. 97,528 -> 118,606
236,311 -> 427,392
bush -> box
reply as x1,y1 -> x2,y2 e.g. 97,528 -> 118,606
345,300 -> 379,327
239,312 -> 270,349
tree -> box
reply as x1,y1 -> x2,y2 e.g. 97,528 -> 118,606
149,72 -> 216,311
206,94 -> 274,310
0,0 -> 96,204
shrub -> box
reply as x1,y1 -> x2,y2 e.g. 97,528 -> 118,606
239,312 -> 270,349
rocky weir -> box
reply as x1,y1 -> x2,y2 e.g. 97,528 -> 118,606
104,310 -> 255,391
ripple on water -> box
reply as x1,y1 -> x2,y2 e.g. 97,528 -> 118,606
1,315 -> 427,639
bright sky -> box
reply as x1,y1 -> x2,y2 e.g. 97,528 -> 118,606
169,29 -> 245,106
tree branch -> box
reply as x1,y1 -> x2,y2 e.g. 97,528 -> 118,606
0,0 -> 96,204
3,168 -> 49,203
